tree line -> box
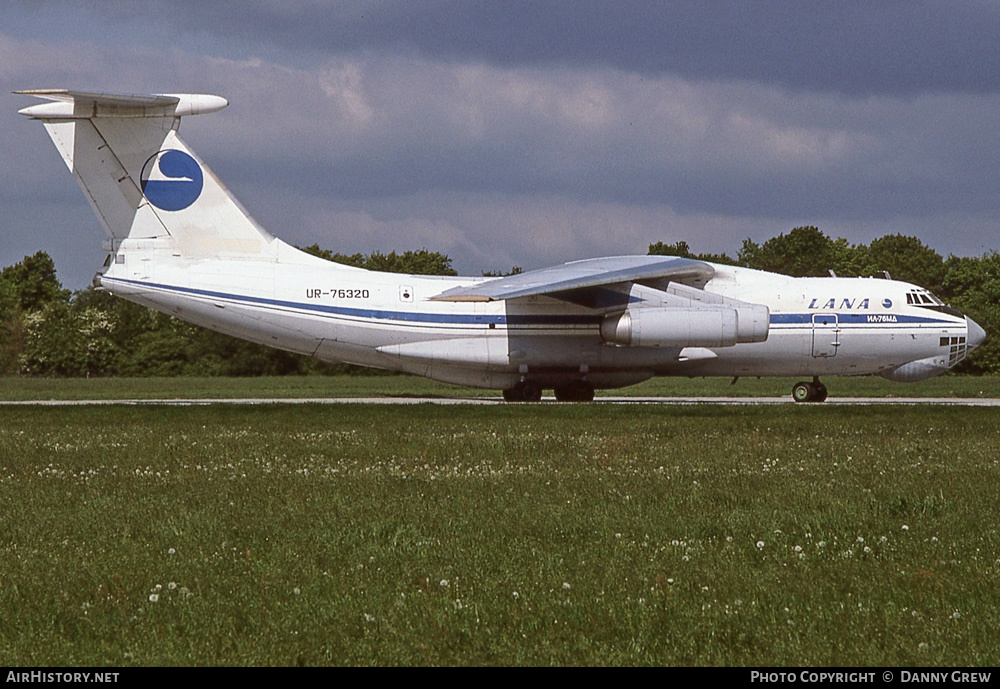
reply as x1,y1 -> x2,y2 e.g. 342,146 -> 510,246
1,227 -> 996,377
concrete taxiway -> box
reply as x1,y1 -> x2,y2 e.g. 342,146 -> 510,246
2,397 -> 999,406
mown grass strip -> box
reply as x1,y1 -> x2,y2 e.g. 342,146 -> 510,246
0,373 -> 996,401
1,404 -> 998,665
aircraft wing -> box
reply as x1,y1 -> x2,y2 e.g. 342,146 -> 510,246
429,255 -> 715,302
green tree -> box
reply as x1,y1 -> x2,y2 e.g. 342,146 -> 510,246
737,226 -> 865,277
19,299 -> 115,377
482,266 -> 523,277
0,252 -> 70,374
363,250 -> 457,275
300,245 -> 457,275
648,241 -> 737,265
0,251 -> 69,314
863,234 -> 946,293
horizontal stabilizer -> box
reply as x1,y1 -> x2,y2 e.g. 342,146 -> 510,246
16,89 -> 227,119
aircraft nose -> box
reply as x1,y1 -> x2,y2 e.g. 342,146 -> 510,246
967,316 -> 986,349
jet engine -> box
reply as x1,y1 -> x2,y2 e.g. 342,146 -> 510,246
600,303 -> 769,348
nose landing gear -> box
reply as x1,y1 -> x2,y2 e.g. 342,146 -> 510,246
502,380 -> 597,402
792,377 -> 828,403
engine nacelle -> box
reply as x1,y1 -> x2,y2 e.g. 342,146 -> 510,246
600,305 -> 769,348
602,307 -> 736,347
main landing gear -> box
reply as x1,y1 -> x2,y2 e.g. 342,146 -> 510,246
502,381 -> 543,402
553,381 -> 596,402
502,380 -> 596,402
792,377 -> 828,403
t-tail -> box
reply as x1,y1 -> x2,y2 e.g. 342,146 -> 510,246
17,90 -> 279,279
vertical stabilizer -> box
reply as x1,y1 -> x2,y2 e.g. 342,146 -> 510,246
17,90 -> 274,258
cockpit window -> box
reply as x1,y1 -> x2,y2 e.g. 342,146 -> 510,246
905,289 -> 945,305
905,288 -> 963,318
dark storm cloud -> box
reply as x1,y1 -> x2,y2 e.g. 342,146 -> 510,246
2,1 -> 999,287
161,0 -> 1000,96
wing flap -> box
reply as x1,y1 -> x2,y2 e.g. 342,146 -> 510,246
429,255 -> 715,302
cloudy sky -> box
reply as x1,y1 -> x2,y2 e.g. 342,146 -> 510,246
2,1 -> 998,288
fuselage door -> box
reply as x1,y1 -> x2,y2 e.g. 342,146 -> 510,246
811,313 -> 839,358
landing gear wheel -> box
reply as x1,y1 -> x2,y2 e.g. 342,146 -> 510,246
791,379 -> 828,403
520,381 -> 543,402
792,381 -> 813,403
554,381 -> 596,402
503,381 -> 543,402
813,382 -> 828,402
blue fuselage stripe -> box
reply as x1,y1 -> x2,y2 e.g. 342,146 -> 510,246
105,277 -> 960,329
769,313 -> 955,325
105,277 -> 601,326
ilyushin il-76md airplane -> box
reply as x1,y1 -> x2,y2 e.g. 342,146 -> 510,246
17,90 -> 986,402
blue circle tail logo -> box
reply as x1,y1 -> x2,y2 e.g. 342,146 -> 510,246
140,149 -> 204,211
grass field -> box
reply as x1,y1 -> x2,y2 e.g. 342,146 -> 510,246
0,373 -> 996,401
1,402 -> 998,666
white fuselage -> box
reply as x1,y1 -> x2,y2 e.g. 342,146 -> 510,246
99,237 -> 976,390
